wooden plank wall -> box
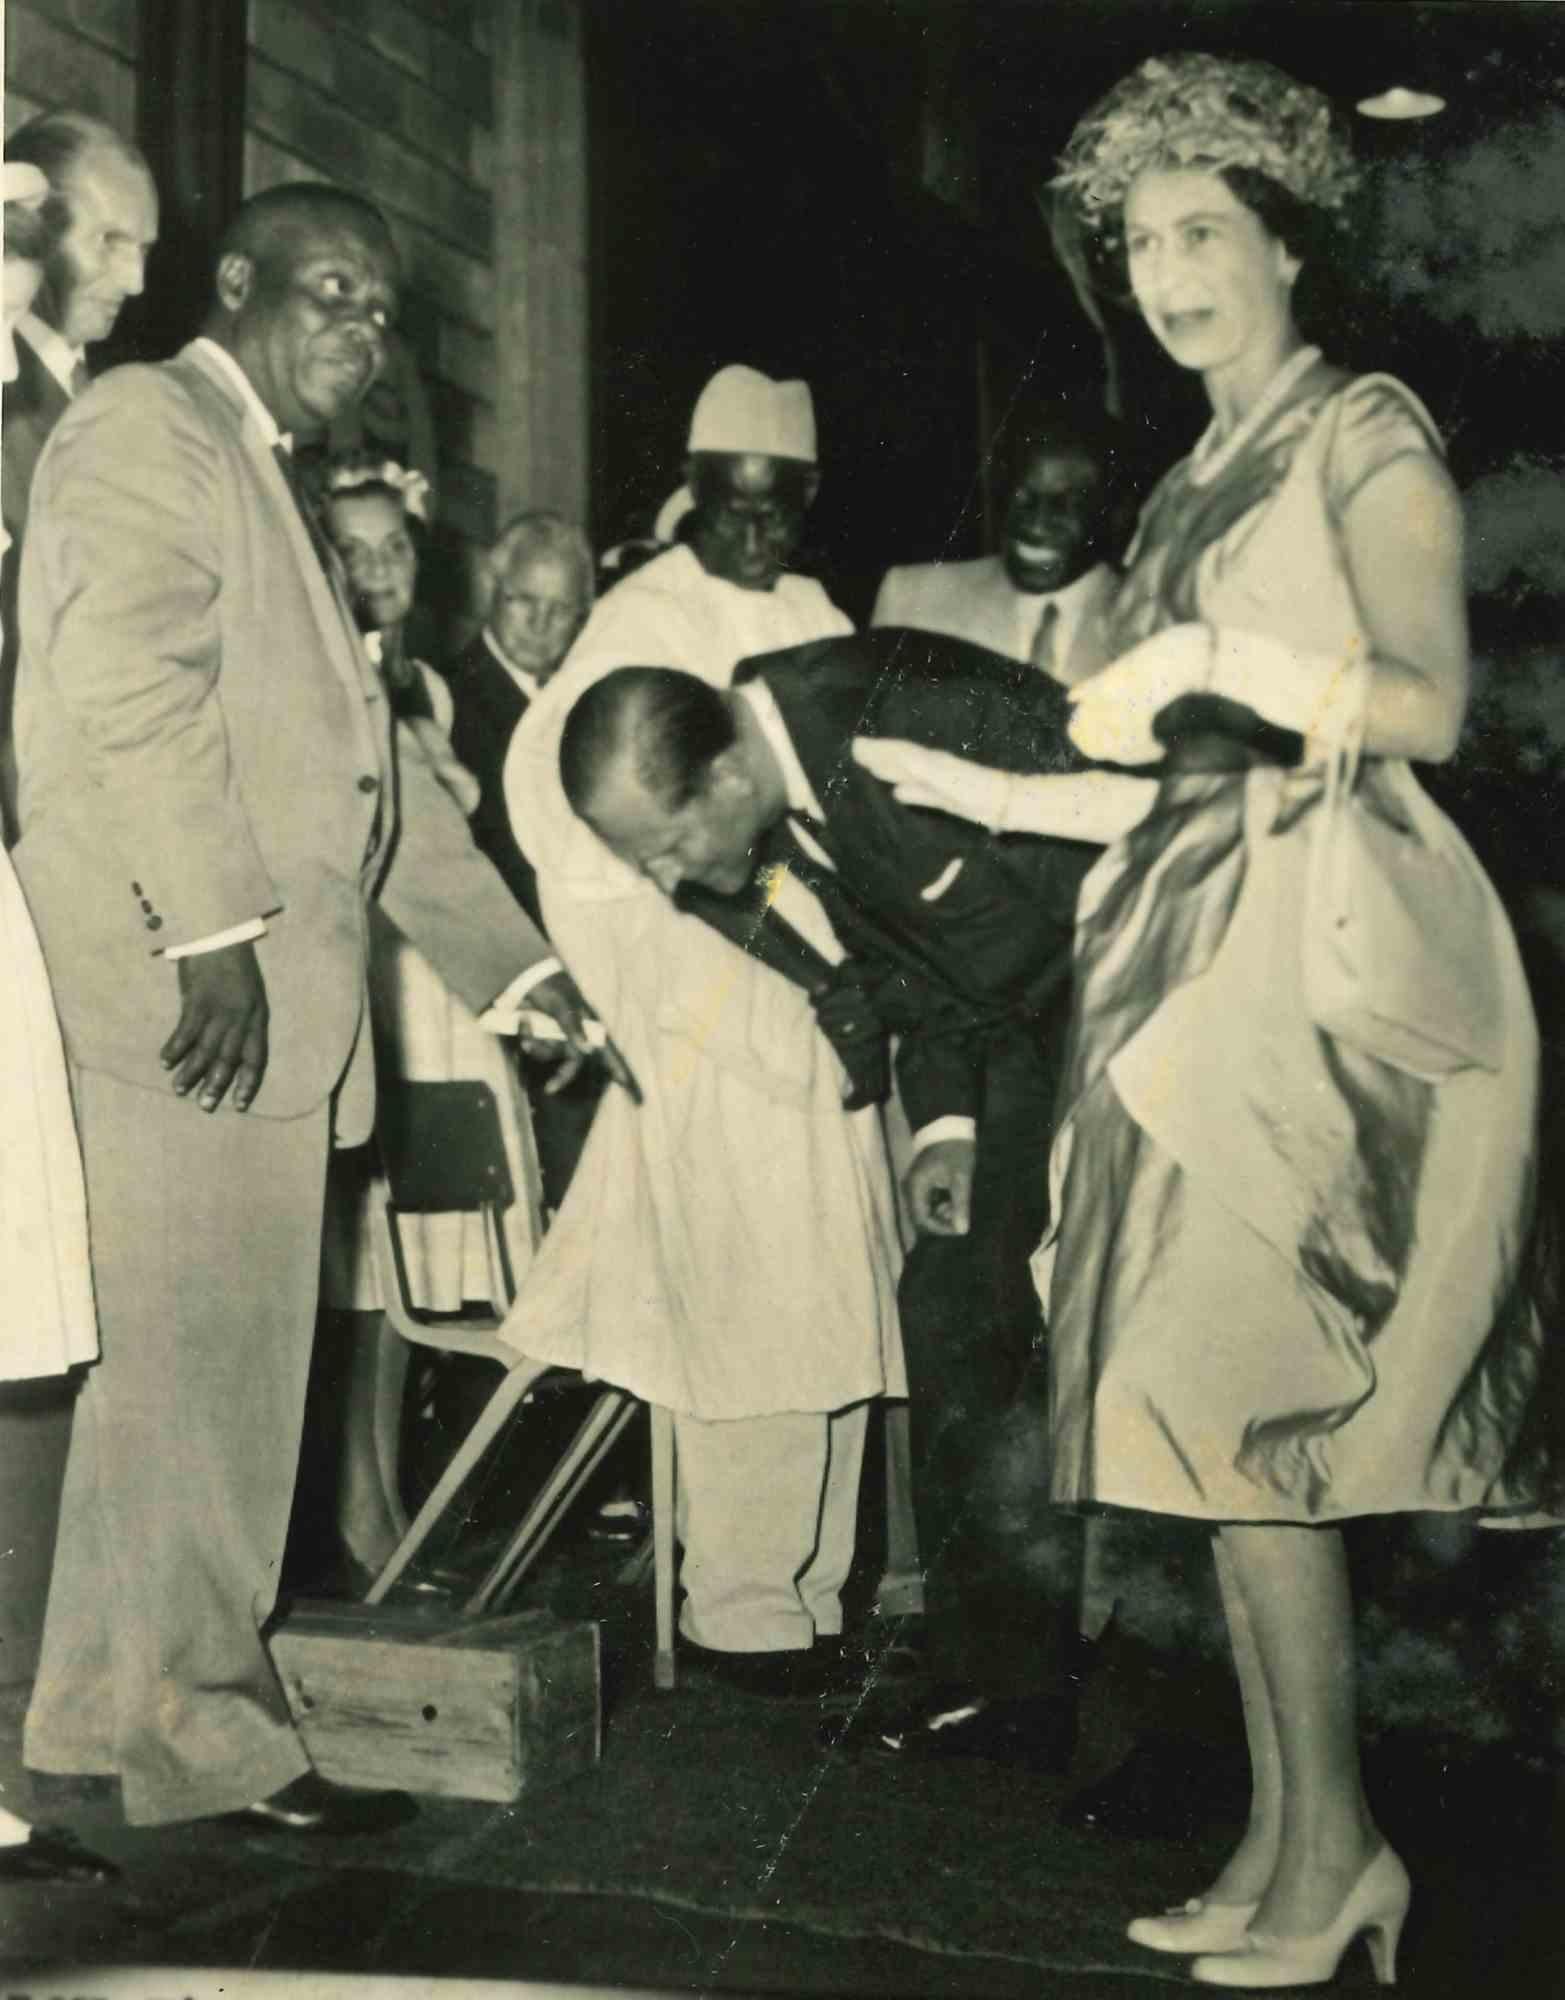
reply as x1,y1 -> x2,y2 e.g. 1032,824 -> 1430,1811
5,0 -> 501,571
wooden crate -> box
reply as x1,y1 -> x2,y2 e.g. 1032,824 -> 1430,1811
269,1602 -> 600,1803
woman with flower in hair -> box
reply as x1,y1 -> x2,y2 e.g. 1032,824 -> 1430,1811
855,53 -> 1545,1988
315,452 -> 547,1586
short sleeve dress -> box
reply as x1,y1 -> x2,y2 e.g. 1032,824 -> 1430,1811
1044,352 -> 1547,1524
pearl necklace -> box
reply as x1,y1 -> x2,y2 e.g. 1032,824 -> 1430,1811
1186,345 -> 1323,489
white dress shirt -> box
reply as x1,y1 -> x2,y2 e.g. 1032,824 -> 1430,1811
1013,561 -> 1109,679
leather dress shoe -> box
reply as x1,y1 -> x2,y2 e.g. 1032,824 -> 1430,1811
824,1684 -> 1076,1774
225,1771 -> 417,1835
680,1639 -> 863,1702
0,1827 -> 119,1884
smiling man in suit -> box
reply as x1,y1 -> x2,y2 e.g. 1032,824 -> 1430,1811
556,627 -> 1105,1768
873,402 -> 1126,683
14,182 -> 598,1833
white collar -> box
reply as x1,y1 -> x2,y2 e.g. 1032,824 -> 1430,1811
191,336 -> 292,451
482,625 -> 541,700
738,678 -> 825,821
17,313 -> 85,397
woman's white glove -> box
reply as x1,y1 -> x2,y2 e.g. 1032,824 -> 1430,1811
1067,623 -> 1366,766
852,737 -> 1157,845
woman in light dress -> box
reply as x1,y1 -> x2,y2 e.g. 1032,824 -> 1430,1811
316,455 -> 546,1583
0,157 -> 115,1884
859,54 -> 1547,1990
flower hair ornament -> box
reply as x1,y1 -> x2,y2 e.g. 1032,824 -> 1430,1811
324,457 -> 433,523
1054,53 -> 1360,230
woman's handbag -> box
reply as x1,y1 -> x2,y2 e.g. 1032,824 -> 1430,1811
1303,717 -> 1507,1080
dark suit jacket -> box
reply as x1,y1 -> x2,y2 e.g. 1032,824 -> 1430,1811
734,627 -> 1098,1135
2,326 -> 71,547
441,629 -> 542,926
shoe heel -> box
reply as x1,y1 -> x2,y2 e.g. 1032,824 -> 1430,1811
1366,1908 -> 1404,1986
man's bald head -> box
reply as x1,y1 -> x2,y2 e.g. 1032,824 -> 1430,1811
561,668 -> 736,819
560,668 -> 774,898
215,183 -> 397,291
5,109 -> 157,347
207,183 -> 399,439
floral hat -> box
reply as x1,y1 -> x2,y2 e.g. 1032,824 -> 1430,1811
1054,53 -> 1360,229
323,456 -> 433,523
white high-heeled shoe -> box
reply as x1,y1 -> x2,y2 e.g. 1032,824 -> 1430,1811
1126,1897 -> 1260,1954
1190,1843 -> 1411,1989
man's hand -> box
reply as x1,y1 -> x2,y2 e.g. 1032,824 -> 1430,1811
523,969 -> 641,1103
161,940 -> 270,1113
903,1137 -> 976,1238
811,960 -> 890,1110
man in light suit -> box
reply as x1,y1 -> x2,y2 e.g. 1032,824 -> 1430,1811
872,403 -> 1127,681
1,111 -> 158,834
16,182 -> 601,1832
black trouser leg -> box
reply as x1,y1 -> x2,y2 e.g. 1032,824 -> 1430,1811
520,1055 -> 604,1216
896,1032 -> 1082,1698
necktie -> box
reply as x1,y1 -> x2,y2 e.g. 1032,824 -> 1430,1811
272,443 -> 338,579
782,816 -> 874,954
67,358 -> 89,397
1029,599 -> 1060,677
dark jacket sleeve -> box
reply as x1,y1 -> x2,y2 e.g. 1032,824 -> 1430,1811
748,629 -> 1095,1134
443,644 -> 544,928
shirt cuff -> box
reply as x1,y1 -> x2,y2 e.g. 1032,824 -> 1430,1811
162,917 -> 267,960
477,955 -> 564,1032
910,1114 -> 977,1155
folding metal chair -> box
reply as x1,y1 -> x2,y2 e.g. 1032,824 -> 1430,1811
365,1077 -> 677,1686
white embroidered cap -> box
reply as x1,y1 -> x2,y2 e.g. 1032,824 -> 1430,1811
687,364 -> 816,463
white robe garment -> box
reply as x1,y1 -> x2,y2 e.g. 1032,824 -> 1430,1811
500,546 -> 904,1419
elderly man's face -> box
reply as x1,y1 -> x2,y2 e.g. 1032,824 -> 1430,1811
687,453 -> 815,593
490,553 -> 587,683
586,746 -> 764,898
227,214 -> 398,439
49,148 -> 159,348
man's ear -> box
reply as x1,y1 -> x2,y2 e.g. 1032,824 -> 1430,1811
214,252 -> 256,315
704,742 -> 754,798
801,467 -> 821,511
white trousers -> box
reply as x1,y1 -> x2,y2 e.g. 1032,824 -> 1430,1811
672,1401 -> 868,1653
